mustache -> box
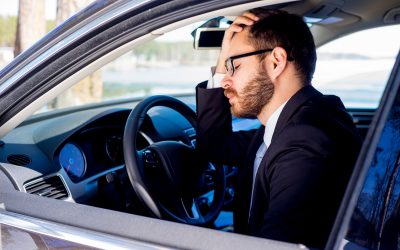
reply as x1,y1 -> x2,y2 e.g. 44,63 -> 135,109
224,88 -> 238,97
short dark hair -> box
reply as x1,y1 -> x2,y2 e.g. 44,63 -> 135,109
247,9 -> 316,85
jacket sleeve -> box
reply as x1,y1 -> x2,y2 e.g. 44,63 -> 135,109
196,82 -> 256,166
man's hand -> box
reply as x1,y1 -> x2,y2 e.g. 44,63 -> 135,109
215,12 -> 259,74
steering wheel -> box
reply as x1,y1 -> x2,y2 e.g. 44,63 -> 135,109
123,95 -> 225,225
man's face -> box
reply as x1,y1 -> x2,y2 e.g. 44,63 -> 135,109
223,31 -> 275,118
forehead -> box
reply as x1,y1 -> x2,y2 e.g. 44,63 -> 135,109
229,30 -> 255,56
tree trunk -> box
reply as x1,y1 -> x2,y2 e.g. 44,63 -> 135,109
14,0 -> 46,57
51,0 -> 103,109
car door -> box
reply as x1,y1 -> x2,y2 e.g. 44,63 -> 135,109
325,49 -> 400,249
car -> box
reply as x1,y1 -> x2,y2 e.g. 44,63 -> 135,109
0,0 -> 400,249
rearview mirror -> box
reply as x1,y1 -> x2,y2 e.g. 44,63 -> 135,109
193,27 -> 226,50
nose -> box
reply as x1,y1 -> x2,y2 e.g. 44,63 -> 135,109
221,75 -> 232,89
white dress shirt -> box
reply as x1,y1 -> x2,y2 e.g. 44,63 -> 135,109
207,67 -> 225,88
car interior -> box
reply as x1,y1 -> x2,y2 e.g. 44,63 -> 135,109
0,0 -> 400,249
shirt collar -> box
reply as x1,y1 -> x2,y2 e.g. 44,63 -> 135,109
264,101 -> 288,148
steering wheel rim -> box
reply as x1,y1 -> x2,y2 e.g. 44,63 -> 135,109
123,95 -> 225,225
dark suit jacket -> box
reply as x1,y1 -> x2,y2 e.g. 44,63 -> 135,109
196,83 -> 362,248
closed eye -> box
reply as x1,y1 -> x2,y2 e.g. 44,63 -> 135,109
234,64 -> 241,71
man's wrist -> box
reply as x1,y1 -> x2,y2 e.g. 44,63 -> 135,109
215,65 -> 226,74
206,66 -> 224,89
213,73 -> 224,88
215,56 -> 226,74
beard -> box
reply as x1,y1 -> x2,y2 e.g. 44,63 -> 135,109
224,66 -> 274,118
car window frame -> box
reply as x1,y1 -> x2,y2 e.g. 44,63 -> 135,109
0,0 -> 399,249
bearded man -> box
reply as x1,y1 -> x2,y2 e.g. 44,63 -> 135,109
196,9 -> 362,248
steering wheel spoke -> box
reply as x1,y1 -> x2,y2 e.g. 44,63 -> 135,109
141,148 -> 162,169
181,198 -> 206,224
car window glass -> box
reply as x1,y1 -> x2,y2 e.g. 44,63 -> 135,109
38,21 -> 219,113
345,59 -> 400,249
313,25 -> 400,109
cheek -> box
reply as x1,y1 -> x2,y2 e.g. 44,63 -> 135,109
235,68 -> 257,93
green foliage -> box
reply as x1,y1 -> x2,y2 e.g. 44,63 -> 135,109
103,82 -> 154,98
0,16 -> 56,47
133,41 -> 191,61
0,16 -> 17,47
46,20 -> 56,32
133,40 -> 218,65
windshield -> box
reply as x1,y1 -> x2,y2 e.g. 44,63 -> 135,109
36,22 -> 400,114
36,21 -> 219,113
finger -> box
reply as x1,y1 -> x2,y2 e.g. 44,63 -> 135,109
222,23 -> 244,42
241,12 -> 259,21
227,23 -> 243,33
232,15 -> 256,26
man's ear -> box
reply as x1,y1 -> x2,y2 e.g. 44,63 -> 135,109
266,47 -> 288,80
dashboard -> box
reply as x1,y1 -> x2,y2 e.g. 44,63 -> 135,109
0,103 -> 197,204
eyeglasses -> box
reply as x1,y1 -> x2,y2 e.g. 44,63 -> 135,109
224,48 -> 294,76
225,49 -> 272,77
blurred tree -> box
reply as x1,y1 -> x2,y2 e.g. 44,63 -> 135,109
14,0 -> 46,57
50,0 -> 103,109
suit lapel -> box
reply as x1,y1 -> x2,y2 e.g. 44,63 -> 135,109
272,85 -> 322,142
234,126 -> 265,233
247,86 -> 323,230
256,85 -> 323,203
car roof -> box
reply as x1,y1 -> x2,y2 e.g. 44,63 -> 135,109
295,0 -> 400,46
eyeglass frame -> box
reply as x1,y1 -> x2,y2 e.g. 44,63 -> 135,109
224,48 -> 294,77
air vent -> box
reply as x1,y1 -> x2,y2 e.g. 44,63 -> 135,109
24,175 -> 69,200
350,111 -> 375,127
7,154 -> 31,166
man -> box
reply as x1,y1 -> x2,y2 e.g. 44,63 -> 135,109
196,9 -> 362,248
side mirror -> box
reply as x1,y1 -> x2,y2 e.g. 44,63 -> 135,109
193,27 -> 226,50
